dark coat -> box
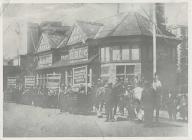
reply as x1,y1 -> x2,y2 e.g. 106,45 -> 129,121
142,86 -> 154,124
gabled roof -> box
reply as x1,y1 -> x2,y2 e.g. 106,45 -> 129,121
67,21 -> 103,45
37,27 -> 71,53
95,12 -> 174,39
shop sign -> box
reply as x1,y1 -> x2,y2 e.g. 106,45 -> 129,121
25,76 -> 36,88
69,46 -> 88,63
7,77 -> 16,88
47,74 -> 61,89
73,66 -> 87,85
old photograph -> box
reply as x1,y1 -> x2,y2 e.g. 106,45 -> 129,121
3,2 -> 188,137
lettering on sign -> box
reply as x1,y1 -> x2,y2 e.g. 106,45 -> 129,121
47,74 -> 61,89
25,76 -> 36,88
69,46 -> 88,62
7,77 -> 16,88
73,66 -> 87,85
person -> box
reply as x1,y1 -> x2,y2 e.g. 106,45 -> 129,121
141,81 -> 154,127
178,95 -> 188,121
152,74 -> 162,122
133,82 -> 144,121
104,82 -> 113,121
166,90 -> 177,120
112,78 -> 123,116
59,83 -> 66,112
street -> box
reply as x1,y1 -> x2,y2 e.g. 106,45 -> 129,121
3,103 -> 188,137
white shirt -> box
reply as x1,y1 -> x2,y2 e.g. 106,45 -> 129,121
133,87 -> 143,101
153,80 -> 162,91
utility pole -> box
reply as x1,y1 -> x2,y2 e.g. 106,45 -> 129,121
153,3 -> 157,77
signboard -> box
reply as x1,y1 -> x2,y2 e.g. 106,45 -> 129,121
47,74 -> 61,89
73,66 -> 87,85
25,76 -> 36,88
7,77 -> 16,88
69,46 -> 88,63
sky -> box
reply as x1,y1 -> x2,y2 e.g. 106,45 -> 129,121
3,3 -> 188,59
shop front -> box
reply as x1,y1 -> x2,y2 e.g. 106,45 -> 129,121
98,40 -> 142,84
51,44 -> 99,93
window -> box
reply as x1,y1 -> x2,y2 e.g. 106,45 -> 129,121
126,65 -> 135,74
116,65 -> 125,74
101,48 -> 105,62
116,65 -> 136,83
131,47 -> 139,60
101,47 -> 110,62
61,55 -> 69,61
122,46 -> 130,60
106,47 -> 110,62
39,54 -> 52,67
112,46 -> 121,61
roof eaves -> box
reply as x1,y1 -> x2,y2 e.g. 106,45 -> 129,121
107,13 -> 129,37
134,12 -> 146,35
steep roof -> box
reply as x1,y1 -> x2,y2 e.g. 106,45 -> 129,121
76,20 -> 103,38
67,21 -> 103,45
37,26 -> 71,53
95,12 -> 174,38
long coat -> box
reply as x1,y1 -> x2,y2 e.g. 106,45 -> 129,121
142,86 -> 154,125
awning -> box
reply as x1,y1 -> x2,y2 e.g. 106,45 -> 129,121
36,54 -> 98,71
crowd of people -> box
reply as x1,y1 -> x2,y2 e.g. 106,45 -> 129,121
4,74 -> 188,126
88,74 -> 188,126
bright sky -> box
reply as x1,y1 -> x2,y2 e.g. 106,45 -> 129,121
3,3 -> 188,59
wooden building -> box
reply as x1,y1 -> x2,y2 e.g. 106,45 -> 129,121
94,12 -> 180,89
35,12 -> 180,91
35,22 -> 71,87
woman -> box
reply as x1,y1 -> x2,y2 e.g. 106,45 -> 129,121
141,81 -> 154,127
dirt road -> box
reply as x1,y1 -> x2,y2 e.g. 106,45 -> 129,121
3,103 -> 188,137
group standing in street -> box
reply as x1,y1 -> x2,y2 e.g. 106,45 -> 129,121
4,73 -> 188,125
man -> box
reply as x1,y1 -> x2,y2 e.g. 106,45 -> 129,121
152,74 -> 162,122
104,82 -> 113,121
141,81 -> 154,127
112,78 -> 124,116
166,90 -> 177,120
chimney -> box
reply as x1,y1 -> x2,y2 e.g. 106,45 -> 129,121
155,3 -> 166,32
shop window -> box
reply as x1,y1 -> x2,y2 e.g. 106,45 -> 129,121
126,65 -> 135,74
116,65 -> 136,84
131,47 -> 140,60
116,65 -> 125,74
112,46 -> 121,61
122,46 -> 130,60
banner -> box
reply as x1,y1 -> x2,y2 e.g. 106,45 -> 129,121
25,76 -> 36,88
73,66 -> 87,85
69,46 -> 88,62
47,74 -> 61,89
7,77 -> 16,88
